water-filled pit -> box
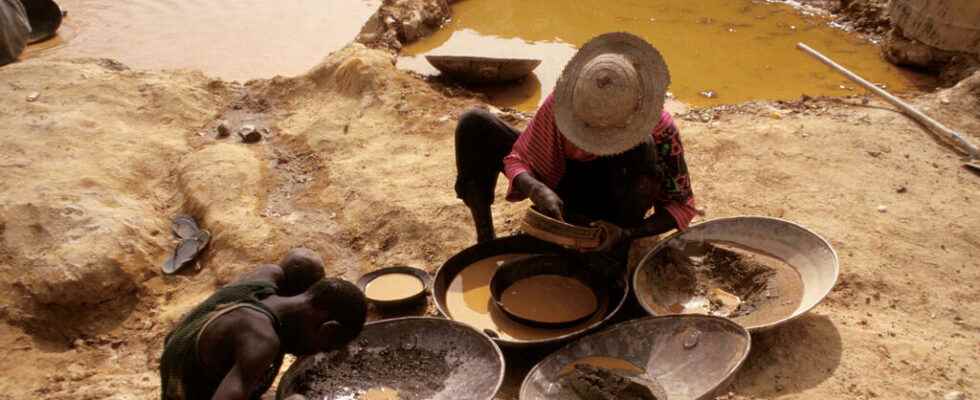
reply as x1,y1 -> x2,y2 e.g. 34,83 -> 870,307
400,0 -> 923,110
23,0 -> 380,81
24,0 -> 921,108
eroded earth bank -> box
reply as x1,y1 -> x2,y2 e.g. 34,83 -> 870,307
0,0 -> 978,399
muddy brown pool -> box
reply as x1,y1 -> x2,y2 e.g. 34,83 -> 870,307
24,0 -> 380,81
400,0 -> 922,110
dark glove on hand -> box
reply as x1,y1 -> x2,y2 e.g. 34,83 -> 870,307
592,220 -> 630,252
529,183 -> 564,221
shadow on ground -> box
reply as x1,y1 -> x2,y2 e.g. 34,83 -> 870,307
726,313 -> 843,396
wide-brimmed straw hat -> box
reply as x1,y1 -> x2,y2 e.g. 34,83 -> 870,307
554,32 -> 671,156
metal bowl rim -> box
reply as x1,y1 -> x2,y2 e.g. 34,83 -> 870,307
432,238 -> 631,347
360,316 -> 508,400
357,266 -> 432,307
631,215 -> 840,331
518,314 -> 752,399
425,54 -> 543,65
489,254 -> 604,329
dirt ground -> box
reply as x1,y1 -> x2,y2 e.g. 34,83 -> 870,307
0,1 -> 978,399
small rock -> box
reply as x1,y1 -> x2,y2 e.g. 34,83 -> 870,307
944,391 -> 965,400
699,90 -> 717,99
877,205 -> 888,213
216,121 -> 230,138
26,92 -> 40,102
238,125 -> 262,143
896,186 -> 907,194
868,150 -> 882,158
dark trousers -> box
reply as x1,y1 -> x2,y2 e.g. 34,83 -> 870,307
454,109 -> 519,242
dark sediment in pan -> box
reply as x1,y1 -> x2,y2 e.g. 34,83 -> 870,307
293,344 -> 458,400
647,241 -> 804,327
559,364 -> 667,400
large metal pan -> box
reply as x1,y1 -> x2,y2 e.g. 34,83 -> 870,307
521,315 -> 751,400
633,216 -> 839,331
433,235 -> 629,348
277,317 -> 505,400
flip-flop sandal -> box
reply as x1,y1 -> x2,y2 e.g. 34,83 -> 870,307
171,215 -> 200,240
162,229 -> 211,274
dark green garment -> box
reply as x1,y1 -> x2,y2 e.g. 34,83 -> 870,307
160,281 -> 284,400
0,0 -> 30,65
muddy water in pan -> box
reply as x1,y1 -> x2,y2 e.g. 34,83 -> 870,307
500,274 -> 598,324
400,0 -> 923,111
24,0 -> 380,81
446,254 -> 607,341
364,273 -> 424,301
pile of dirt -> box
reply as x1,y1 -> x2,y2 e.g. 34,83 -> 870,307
357,0 -> 453,50
296,345 -> 458,399
559,364 -> 666,400
645,242 -> 804,325
884,28 -> 980,85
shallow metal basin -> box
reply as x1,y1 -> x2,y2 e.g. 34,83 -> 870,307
521,315 -> 751,400
433,235 -> 629,348
276,317 -> 505,400
426,55 -> 542,83
632,216 -> 839,331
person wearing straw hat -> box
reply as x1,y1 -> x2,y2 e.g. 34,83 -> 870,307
454,32 -> 697,254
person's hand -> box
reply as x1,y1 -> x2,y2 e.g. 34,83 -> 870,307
592,220 -> 629,252
529,183 -> 564,220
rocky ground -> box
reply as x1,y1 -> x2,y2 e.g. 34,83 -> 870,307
794,0 -> 979,85
0,1 -> 978,399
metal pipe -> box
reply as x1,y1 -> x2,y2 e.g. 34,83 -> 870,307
797,42 -> 979,159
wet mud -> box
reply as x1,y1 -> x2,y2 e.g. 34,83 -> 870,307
559,364 -> 667,400
294,345 -> 457,400
643,242 -> 805,327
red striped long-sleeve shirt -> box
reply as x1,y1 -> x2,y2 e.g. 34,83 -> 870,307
503,93 -> 698,230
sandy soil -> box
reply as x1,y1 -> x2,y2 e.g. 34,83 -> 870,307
0,1 -> 978,399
